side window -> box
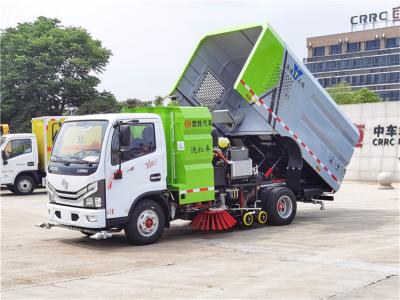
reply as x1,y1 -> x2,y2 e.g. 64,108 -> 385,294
111,123 -> 156,165
4,139 -> 32,159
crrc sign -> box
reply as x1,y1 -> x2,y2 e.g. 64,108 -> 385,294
350,7 -> 400,25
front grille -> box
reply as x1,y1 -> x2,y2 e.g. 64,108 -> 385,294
52,187 -> 87,201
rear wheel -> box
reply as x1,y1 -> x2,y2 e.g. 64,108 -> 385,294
261,187 -> 297,226
14,175 -> 35,195
125,199 -> 165,245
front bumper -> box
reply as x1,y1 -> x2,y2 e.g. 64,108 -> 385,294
48,203 -> 106,229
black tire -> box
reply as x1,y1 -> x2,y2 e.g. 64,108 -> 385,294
14,175 -> 36,195
6,184 -> 15,193
125,199 -> 165,245
261,187 -> 297,226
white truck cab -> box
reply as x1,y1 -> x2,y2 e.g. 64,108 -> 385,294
1,133 -> 39,194
1,116 -> 65,195
46,114 -> 168,243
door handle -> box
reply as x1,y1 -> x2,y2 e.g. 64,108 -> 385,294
150,173 -> 161,182
27,162 -> 34,166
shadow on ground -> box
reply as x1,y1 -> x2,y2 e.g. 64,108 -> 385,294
51,207 -> 398,251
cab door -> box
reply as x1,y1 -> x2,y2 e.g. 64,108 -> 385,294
105,119 -> 167,220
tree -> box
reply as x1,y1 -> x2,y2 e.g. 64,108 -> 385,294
352,88 -> 382,103
1,17 -> 112,132
327,82 -> 382,104
74,91 -> 122,115
120,95 -> 166,109
122,98 -> 153,109
153,95 -> 164,106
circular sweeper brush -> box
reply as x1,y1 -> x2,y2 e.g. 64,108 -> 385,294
191,209 -> 237,231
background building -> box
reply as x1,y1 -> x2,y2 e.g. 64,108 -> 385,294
304,26 -> 400,101
340,101 -> 399,182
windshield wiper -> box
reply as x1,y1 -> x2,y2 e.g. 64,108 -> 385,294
67,156 -> 98,165
51,155 -> 98,166
50,156 -> 69,163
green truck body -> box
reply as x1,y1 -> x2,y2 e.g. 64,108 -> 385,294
123,106 -> 215,205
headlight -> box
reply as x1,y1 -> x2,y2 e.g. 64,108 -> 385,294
87,182 -> 98,192
84,197 -> 102,208
47,183 -> 56,203
83,180 -> 105,209
48,192 -> 55,203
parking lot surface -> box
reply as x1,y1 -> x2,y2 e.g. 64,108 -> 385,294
1,182 -> 399,299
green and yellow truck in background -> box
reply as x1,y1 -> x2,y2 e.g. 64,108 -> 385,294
1,117 -> 66,194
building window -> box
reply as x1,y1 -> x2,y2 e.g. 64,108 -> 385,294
305,54 -> 400,73
330,44 -> 342,55
313,46 -> 325,57
347,42 -> 360,53
385,37 -> 400,48
365,39 -> 380,50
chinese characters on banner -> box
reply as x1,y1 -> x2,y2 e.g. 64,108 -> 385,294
355,124 -> 400,147
372,124 -> 400,146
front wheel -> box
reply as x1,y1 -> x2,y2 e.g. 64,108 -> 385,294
14,175 -> 35,195
261,187 -> 297,226
125,199 -> 165,245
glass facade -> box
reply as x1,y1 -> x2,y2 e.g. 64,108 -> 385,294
347,42 -> 360,53
330,44 -> 342,54
365,39 -> 380,51
313,46 -> 325,57
317,72 -> 399,86
377,90 -> 400,101
386,37 -> 400,48
307,54 -> 400,73
306,28 -> 400,101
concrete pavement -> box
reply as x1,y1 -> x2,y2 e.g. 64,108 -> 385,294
1,182 -> 399,299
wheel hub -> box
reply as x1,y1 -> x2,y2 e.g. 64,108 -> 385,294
137,209 -> 159,237
18,179 -> 32,192
145,218 -> 153,228
276,196 -> 293,219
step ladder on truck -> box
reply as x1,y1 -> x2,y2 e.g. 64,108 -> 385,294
1,116 -> 66,195
39,22 -> 359,244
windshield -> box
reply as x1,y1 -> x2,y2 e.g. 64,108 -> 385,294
51,120 -> 108,164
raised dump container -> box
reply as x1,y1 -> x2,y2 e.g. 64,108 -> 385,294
123,106 -> 214,204
171,22 -> 359,191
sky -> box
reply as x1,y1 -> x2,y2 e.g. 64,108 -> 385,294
1,0 -> 398,101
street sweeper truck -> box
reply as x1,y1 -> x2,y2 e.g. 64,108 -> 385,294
40,22 -> 359,245
1,116 -> 66,194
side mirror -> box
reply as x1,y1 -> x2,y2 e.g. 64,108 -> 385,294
119,125 -> 131,147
